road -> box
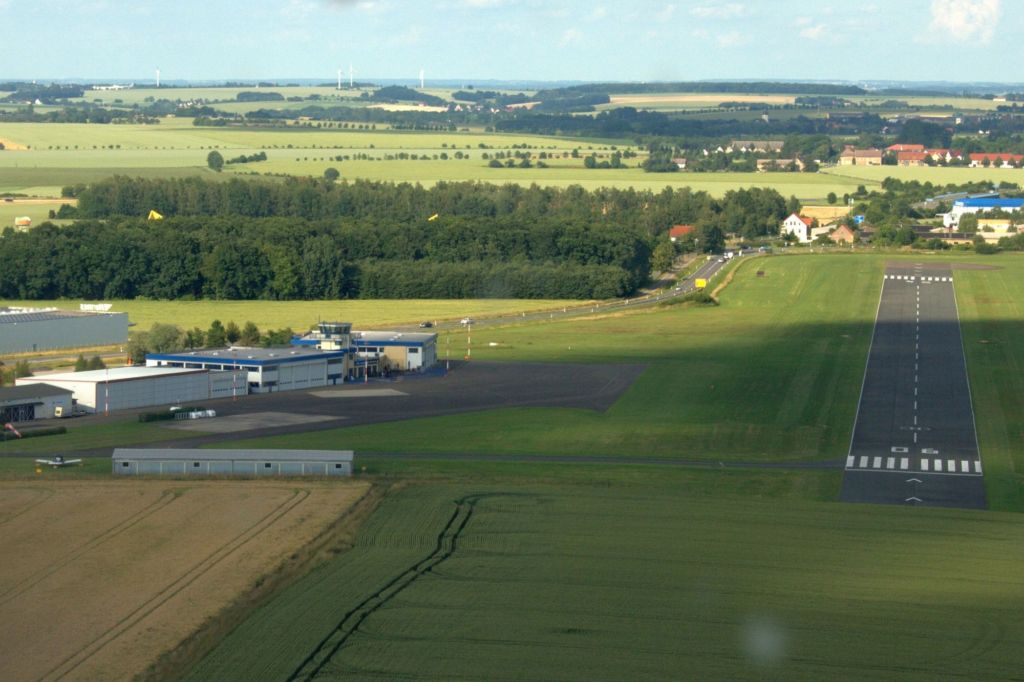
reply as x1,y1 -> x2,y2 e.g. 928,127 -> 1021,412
839,263 -> 986,509
394,251 -> 741,334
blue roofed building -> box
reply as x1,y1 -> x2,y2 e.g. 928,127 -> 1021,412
944,197 -> 1024,228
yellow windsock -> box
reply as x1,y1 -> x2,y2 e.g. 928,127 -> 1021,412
147,209 -> 164,221
427,213 -> 439,221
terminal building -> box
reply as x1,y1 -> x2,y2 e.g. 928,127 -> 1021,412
112,448 -> 354,477
0,306 -> 129,354
0,384 -> 74,422
16,366 -> 245,413
146,345 -> 349,393
291,322 -> 438,375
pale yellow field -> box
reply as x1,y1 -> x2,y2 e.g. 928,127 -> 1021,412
0,479 -> 369,681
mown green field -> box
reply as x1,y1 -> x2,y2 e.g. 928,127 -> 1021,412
0,298 -> 582,335
183,479 -> 1024,681
227,252 -> 1024,511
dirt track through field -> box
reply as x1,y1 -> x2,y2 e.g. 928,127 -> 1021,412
288,492 -> 501,681
0,480 -> 369,682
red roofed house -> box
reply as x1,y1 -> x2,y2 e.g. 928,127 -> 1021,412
829,224 -> 857,244
781,213 -> 814,243
969,153 -> 1024,168
886,143 -> 925,153
897,151 -> 929,167
669,225 -> 695,242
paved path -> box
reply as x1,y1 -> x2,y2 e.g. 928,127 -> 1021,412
839,263 -> 986,509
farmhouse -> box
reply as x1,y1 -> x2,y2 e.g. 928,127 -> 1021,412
111,448 -> 354,477
968,153 -> 1023,168
756,158 -> 805,171
886,143 -> 925,153
829,225 -> 857,244
0,384 -> 73,423
730,140 -> 784,153
780,213 -> 813,243
838,146 -> 883,166
16,366 -> 244,414
897,151 -> 929,167
669,224 -> 695,242
0,306 -> 128,355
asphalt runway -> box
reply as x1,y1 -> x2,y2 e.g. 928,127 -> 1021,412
839,263 -> 986,509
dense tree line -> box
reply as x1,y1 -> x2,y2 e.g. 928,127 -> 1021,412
534,82 -> 867,98
3,177 -> 799,300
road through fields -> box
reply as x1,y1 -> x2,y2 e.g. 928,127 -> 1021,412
840,263 -> 985,508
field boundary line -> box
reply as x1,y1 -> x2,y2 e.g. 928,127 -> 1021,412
0,489 -> 179,605
42,487 -> 312,682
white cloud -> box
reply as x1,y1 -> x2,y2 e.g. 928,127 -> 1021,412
559,27 -> 583,47
386,25 -> 423,46
588,6 -> 608,21
690,3 -> 745,19
655,4 -> 676,22
716,30 -> 747,47
799,24 -> 826,39
928,0 -> 1001,43
796,16 -> 812,26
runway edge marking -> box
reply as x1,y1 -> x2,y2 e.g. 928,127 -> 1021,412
950,275 -> 986,477
844,270 -> 889,467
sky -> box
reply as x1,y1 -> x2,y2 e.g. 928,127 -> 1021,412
3,0 -> 1022,84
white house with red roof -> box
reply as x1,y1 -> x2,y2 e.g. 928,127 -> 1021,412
780,213 -> 813,243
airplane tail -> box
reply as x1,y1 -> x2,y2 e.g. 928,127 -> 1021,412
4,423 -> 22,438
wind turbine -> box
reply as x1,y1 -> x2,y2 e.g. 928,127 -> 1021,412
419,68 -> 424,89
337,69 -> 342,90
349,64 -> 354,88
155,68 -> 160,88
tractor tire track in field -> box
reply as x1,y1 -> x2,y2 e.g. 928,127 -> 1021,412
0,487 -> 54,526
0,490 -> 179,606
287,492 -> 515,682
41,487 -> 312,682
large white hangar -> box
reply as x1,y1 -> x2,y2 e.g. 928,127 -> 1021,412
146,346 -> 349,393
112,448 -> 354,477
16,366 -> 245,413
0,306 -> 128,354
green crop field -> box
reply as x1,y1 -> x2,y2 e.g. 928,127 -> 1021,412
184,479 -> 1024,680
0,298 -> 583,335
0,119 -> 873,200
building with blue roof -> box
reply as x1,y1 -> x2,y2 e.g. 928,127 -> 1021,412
944,197 -> 1024,228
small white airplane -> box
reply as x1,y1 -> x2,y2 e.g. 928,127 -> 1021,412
34,455 -> 82,468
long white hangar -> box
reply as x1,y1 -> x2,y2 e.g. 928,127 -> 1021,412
112,448 -> 354,477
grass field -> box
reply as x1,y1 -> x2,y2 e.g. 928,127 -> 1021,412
0,479 -> 369,681
0,298 -> 583,335
184,479 -> 1024,680
223,252 -> 1024,511
821,165 -> 1024,187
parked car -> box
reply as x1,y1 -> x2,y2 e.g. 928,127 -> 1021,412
460,317 -> 474,325
419,321 -> 433,328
